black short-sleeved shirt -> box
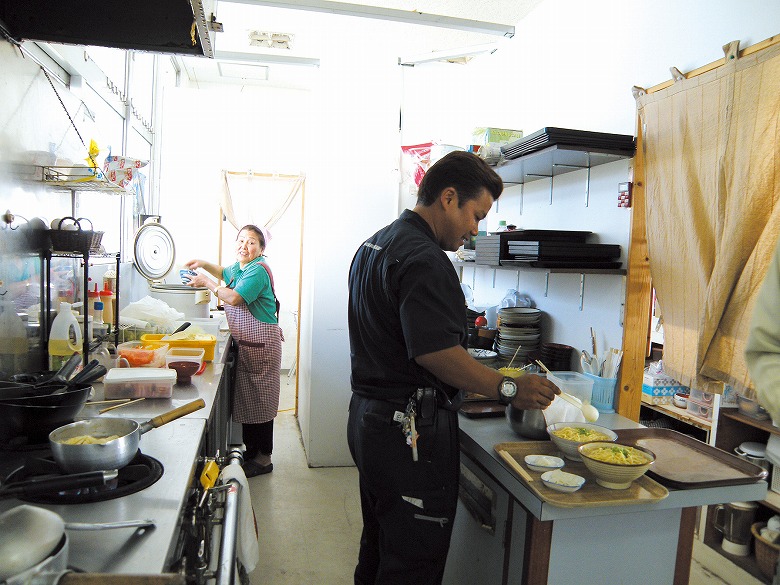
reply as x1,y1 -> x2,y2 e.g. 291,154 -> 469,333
348,209 -> 467,400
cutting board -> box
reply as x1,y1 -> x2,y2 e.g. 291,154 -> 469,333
494,441 -> 669,508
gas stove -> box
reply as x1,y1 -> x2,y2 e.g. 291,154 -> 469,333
3,450 -> 163,504
0,418 -> 207,575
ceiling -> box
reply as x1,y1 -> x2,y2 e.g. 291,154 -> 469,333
177,0 -> 544,89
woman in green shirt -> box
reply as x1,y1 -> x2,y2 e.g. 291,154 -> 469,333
186,225 -> 283,477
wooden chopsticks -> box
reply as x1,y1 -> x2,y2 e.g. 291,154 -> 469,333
99,397 -> 145,414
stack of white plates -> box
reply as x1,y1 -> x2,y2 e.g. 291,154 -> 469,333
496,308 -> 541,359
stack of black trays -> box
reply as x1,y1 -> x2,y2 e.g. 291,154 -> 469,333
499,230 -> 622,270
501,127 -> 636,160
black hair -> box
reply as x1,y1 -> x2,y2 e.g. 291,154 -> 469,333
238,224 -> 265,249
416,150 -> 503,207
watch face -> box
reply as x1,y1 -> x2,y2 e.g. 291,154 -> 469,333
501,379 -> 517,398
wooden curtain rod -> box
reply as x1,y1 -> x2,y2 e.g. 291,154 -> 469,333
224,170 -> 304,179
645,33 -> 780,95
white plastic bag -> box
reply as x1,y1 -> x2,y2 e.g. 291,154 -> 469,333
121,296 -> 185,331
542,395 -> 586,426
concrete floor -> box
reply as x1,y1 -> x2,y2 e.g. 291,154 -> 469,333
246,378 -> 762,585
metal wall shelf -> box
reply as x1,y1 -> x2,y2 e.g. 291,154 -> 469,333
494,144 -> 634,185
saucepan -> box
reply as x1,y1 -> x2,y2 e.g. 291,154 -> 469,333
0,504 -> 155,584
49,398 -> 205,473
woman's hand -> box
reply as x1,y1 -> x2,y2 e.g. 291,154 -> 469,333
186,274 -> 214,289
185,259 -> 204,270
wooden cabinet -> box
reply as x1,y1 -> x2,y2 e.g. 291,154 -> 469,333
700,410 -> 779,582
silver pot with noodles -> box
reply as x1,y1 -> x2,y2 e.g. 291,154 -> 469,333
48,399 -> 205,473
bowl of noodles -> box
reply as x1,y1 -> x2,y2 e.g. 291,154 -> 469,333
578,442 -> 656,489
546,422 -> 618,461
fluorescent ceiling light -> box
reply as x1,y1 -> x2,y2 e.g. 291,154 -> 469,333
248,30 -> 294,49
214,50 -> 320,67
400,42 -> 499,66
218,61 -> 270,80
220,0 -> 515,37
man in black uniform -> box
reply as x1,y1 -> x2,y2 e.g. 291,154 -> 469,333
347,150 -> 560,585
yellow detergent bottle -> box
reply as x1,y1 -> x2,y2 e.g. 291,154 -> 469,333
0,300 -> 28,375
48,302 -> 82,370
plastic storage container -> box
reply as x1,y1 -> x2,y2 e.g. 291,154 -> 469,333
103,367 -> 176,399
548,371 -> 594,405
117,341 -> 169,368
141,333 -> 217,362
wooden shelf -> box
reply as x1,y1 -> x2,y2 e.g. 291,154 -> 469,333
722,410 -> 780,437
494,144 -> 634,185
640,401 -> 713,431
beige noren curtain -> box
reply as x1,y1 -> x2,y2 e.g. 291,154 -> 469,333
220,170 -> 304,234
636,41 -> 780,396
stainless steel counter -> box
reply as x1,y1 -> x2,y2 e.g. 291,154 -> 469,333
0,360 -> 230,576
79,360 -> 225,423
458,412 -> 768,521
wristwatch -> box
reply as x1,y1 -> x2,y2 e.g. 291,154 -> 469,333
497,376 -> 518,405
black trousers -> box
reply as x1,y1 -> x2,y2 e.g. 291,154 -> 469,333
242,419 -> 273,460
347,393 -> 459,585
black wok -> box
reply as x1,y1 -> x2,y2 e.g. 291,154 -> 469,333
0,383 -> 92,407
0,401 -> 85,443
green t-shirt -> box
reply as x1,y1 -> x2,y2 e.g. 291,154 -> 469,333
222,257 -> 278,324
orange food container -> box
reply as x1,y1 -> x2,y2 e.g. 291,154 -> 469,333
116,341 -> 169,368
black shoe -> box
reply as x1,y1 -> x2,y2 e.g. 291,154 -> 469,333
244,460 -> 273,477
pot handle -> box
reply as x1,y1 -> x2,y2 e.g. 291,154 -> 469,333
140,398 -> 206,434
0,469 -> 118,498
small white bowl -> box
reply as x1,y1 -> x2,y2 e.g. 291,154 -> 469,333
541,469 -> 585,493
524,454 -> 565,473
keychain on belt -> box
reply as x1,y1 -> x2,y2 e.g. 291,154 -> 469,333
402,396 -> 419,462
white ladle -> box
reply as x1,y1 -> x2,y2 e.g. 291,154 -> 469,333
557,392 -> 600,423
535,359 -> 600,422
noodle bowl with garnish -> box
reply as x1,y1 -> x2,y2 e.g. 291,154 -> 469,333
584,445 -> 652,465
578,441 -> 656,489
546,422 -> 618,460
551,426 -> 613,443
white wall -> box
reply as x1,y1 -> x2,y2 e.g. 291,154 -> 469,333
157,83 -> 312,370
296,0 -> 780,466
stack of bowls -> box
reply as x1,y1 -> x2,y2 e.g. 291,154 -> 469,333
540,343 -> 574,371
496,307 -> 541,362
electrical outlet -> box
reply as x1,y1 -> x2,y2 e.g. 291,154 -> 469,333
618,182 -> 632,208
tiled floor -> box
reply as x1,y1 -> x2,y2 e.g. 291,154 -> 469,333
247,379 -> 762,584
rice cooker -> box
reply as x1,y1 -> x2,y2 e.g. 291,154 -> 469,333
133,220 -> 210,319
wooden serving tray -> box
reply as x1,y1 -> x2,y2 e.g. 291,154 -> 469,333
494,441 -> 669,508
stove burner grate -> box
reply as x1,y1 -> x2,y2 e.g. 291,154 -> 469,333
4,451 -> 164,504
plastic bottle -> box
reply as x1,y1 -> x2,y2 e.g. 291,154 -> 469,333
48,302 -> 82,370
0,301 -> 27,375
100,288 -> 114,327
87,284 -> 101,318
497,220 -> 508,232
93,301 -> 104,325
